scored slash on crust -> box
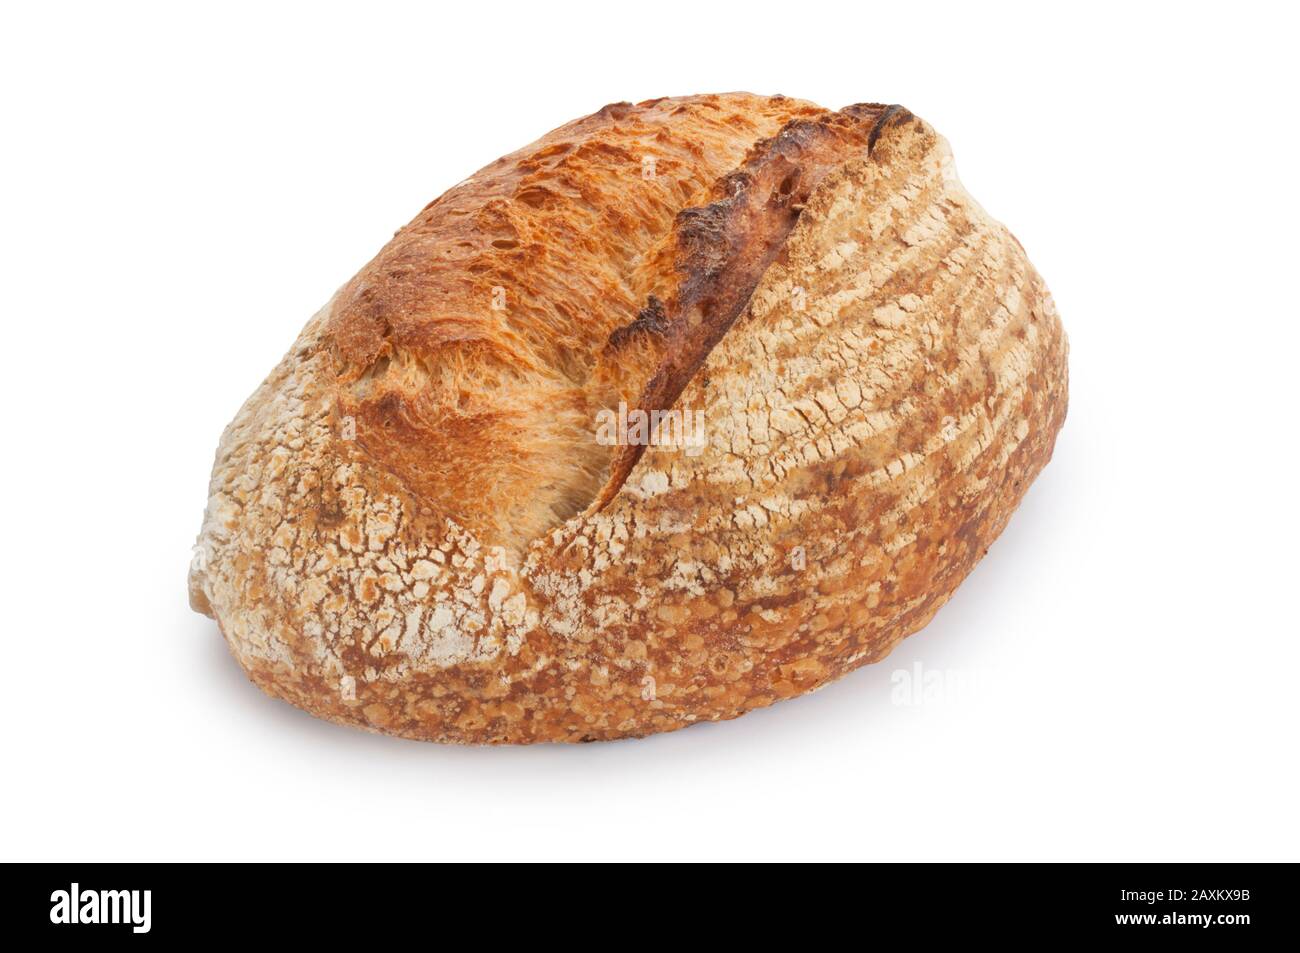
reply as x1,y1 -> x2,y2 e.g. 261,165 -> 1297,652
595,104 -> 915,512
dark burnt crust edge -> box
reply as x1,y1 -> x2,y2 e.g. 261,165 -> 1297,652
605,295 -> 670,350
594,104 -> 910,511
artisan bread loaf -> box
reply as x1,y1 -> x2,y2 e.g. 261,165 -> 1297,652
190,93 -> 1068,743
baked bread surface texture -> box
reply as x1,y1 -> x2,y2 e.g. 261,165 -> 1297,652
190,93 -> 1068,743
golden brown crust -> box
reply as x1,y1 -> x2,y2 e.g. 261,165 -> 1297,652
327,93 -> 829,547
190,94 -> 1068,743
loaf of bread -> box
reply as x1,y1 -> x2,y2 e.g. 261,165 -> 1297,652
190,93 -> 1068,743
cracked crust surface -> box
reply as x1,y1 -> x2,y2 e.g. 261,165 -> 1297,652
190,93 -> 1068,743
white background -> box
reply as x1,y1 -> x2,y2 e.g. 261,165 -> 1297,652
2,1 -> 1296,861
